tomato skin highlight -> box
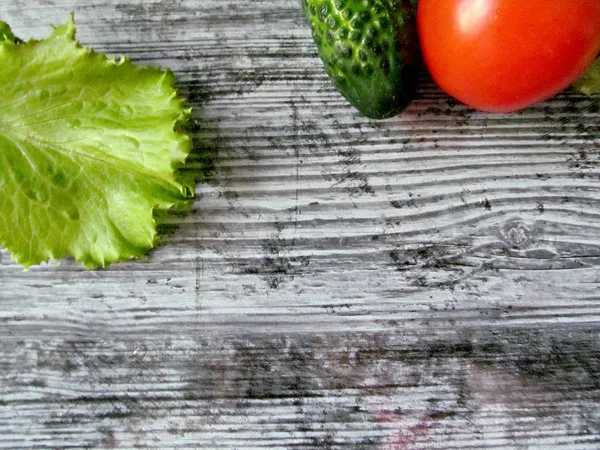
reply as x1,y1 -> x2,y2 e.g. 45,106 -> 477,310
417,0 -> 600,113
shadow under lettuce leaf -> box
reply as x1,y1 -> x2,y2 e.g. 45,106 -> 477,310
154,88 -> 222,244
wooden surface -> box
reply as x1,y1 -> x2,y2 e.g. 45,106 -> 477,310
1,1 -> 600,448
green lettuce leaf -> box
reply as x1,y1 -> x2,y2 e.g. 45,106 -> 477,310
0,20 -> 21,44
0,15 -> 193,268
574,57 -> 600,95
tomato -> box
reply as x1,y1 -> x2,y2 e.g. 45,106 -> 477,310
417,0 -> 600,113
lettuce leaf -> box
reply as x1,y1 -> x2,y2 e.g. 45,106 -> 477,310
0,21 -> 22,44
574,57 -> 600,96
0,15 -> 193,268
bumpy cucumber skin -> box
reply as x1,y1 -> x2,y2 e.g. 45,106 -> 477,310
304,0 -> 419,119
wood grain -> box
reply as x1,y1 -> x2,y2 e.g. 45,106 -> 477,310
1,0 -> 600,448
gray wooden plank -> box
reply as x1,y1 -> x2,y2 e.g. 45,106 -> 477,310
1,0 -> 599,448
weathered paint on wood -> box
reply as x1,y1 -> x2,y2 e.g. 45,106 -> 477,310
1,1 -> 599,448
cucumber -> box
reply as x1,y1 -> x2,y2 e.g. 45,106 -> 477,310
303,0 -> 420,119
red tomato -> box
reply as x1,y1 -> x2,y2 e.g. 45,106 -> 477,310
417,0 -> 600,113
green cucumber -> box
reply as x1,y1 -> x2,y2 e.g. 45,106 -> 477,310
303,0 -> 420,119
